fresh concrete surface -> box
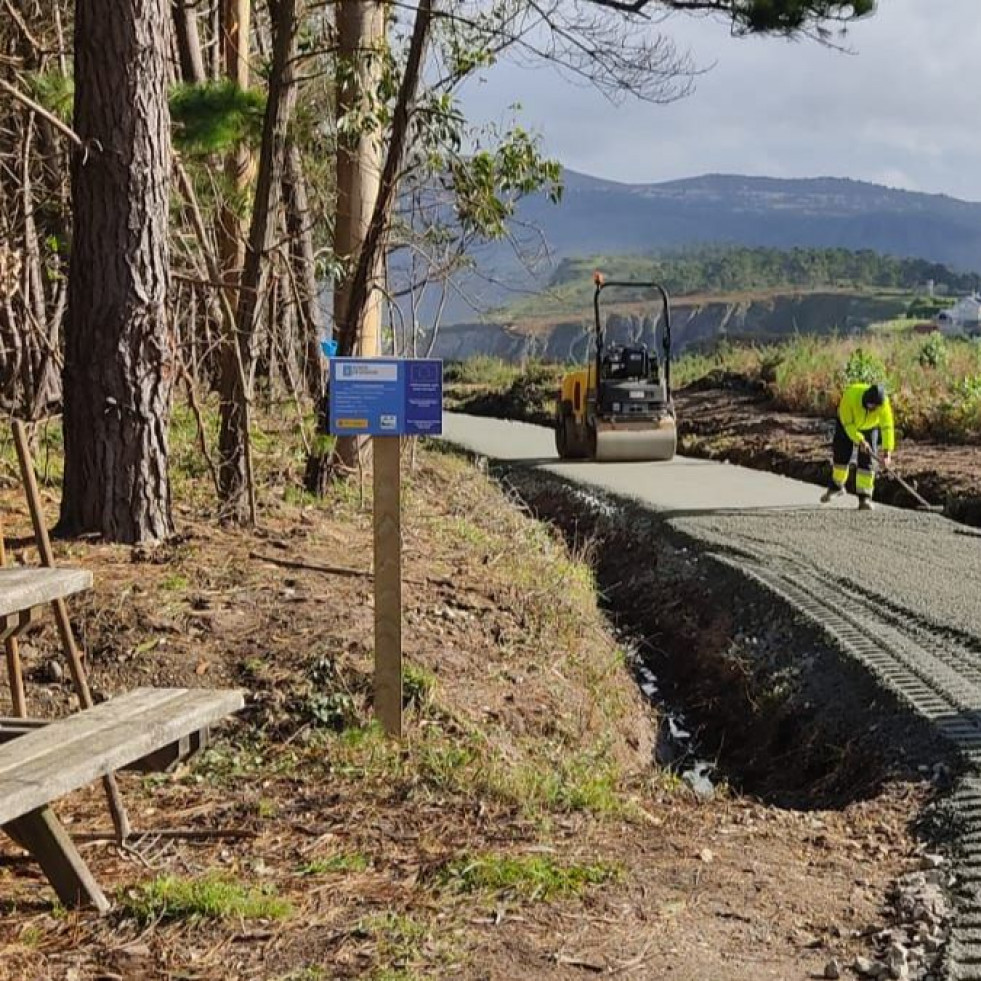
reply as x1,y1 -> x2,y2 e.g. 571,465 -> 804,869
441,413 -> 856,515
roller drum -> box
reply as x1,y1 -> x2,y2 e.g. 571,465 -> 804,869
594,422 -> 677,462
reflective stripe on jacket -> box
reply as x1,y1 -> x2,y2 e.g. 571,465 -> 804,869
837,382 -> 895,451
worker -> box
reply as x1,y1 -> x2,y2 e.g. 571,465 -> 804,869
820,381 -> 895,511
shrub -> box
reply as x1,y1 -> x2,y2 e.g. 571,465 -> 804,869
843,347 -> 887,385
918,333 -> 950,370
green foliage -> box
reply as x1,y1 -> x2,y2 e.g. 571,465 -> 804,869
299,852 -> 370,876
442,355 -> 524,387
907,295 -> 955,319
304,655 -> 359,731
120,875 -> 291,924
448,128 -> 562,240
170,82 -> 266,154
439,854 -> 619,901
919,333 -> 950,370
843,347 -> 887,384
402,663 -> 436,710
305,691 -> 359,730
604,246 -> 974,298
734,0 -> 874,34
26,71 -> 74,123
939,373 -> 981,438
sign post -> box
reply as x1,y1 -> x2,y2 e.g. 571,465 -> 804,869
328,357 -> 443,738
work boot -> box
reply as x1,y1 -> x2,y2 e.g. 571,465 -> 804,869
858,496 -> 874,512
820,485 -> 845,504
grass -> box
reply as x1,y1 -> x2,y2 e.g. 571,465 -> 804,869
443,354 -> 527,388
119,874 -> 292,924
685,331 -> 981,443
299,852 -> 371,876
439,853 -> 621,901
358,912 -> 431,979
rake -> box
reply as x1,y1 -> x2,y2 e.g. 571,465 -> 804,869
870,449 -> 944,513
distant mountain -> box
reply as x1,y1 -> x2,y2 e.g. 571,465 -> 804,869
442,171 -> 981,323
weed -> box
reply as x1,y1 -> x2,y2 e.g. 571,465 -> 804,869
442,355 -> 523,388
403,663 -> 436,710
283,485 -> 323,507
439,853 -> 620,901
257,798 -> 279,819
160,573 -> 189,591
305,690 -> 359,730
490,752 -> 625,817
119,874 -> 291,924
358,911 -> 429,975
416,739 -> 480,791
299,852 -> 370,876
17,926 -> 42,948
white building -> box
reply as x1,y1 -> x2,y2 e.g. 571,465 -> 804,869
936,294 -> 981,336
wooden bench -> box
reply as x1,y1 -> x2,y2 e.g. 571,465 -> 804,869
0,686 -> 244,913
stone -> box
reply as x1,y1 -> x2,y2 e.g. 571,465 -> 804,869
45,659 -> 64,683
885,942 -> 909,980
824,958 -> 841,979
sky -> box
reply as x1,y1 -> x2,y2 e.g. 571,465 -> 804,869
458,1 -> 981,201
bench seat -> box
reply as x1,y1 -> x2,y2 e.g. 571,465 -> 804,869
0,686 -> 244,911
0,567 -> 92,618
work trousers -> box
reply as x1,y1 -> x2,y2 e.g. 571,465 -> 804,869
830,420 -> 880,498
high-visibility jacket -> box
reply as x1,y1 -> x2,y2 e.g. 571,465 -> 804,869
838,382 -> 895,451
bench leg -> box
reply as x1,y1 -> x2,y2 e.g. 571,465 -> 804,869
3,806 -> 110,914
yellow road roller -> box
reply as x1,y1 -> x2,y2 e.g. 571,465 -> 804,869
554,272 -> 677,462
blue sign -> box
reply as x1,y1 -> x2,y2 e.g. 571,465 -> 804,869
329,358 -> 443,437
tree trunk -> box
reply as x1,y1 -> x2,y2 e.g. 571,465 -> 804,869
304,0 -> 386,490
173,0 -> 207,84
217,0 -> 298,519
332,0 -> 386,469
60,0 -> 174,543
283,143 -> 324,398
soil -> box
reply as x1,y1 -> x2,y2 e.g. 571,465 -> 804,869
0,442 -> 941,980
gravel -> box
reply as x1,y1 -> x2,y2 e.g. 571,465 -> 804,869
669,508 -> 981,643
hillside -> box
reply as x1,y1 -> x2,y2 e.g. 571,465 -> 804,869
442,171 -> 981,323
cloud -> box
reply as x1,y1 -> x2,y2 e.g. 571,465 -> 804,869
458,0 -> 981,201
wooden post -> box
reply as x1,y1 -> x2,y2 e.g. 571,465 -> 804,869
372,435 -> 402,738
0,531 -> 27,718
12,421 -> 131,840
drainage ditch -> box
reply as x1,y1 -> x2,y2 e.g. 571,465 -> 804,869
503,467 -> 955,808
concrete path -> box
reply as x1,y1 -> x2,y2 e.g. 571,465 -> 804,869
441,413 -> 856,516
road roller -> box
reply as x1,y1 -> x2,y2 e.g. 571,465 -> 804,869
554,272 -> 677,462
